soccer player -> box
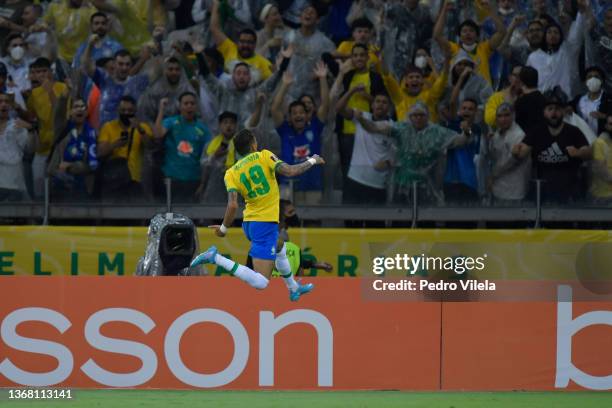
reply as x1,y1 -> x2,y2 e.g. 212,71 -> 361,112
190,129 -> 325,301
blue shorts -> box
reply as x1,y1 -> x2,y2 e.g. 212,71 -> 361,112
242,221 -> 279,261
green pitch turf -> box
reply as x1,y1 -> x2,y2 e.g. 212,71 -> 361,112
2,390 -> 612,408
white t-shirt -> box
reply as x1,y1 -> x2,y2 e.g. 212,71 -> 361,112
348,112 -> 395,189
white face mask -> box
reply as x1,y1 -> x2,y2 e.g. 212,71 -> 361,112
10,46 -> 24,61
462,43 -> 477,52
499,8 -> 515,16
414,56 -> 428,69
586,77 -> 602,93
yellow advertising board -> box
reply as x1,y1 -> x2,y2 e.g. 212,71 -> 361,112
0,226 -> 611,279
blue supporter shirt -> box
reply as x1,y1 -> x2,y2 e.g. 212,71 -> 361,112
161,115 -> 211,181
443,119 -> 480,191
92,68 -> 149,127
276,117 -> 324,191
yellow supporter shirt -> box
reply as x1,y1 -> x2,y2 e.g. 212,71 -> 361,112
384,70 -> 448,123
336,41 -> 380,68
26,82 -> 69,155
218,38 -> 273,82
98,120 -> 153,183
206,134 -> 236,169
344,71 -> 372,134
591,136 -> 612,198
224,149 -> 283,222
44,1 -> 96,61
449,41 -> 494,85
108,0 -> 166,55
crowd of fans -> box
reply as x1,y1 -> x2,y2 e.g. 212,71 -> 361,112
1,0 -> 612,207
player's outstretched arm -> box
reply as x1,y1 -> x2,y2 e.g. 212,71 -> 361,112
209,191 -> 239,237
276,155 -> 325,178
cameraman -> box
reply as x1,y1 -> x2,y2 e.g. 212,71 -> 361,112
97,95 -> 153,202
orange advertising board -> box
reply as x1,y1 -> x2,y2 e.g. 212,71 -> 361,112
0,278 -> 611,390
0,277 -> 440,390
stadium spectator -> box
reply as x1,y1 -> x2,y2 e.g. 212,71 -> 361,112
256,3 -> 287,63
195,43 -> 289,133
355,102 -> 473,205
338,43 -> 387,180
0,62 -> 24,110
381,0 -> 434,82
0,0 -> 31,40
485,64 -> 523,128
271,65 -> 330,204
25,57 -> 70,199
210,0 -> 272,85
336,90 -> 394,206
333,17 -> 379,68
448,51 -> 493,109
198,111 -> 238,203
73,12 -> 123,69
47,98 -> 98,201
443,98 -> 482,203
588,6 -> 612,94
138,57 -> 195,123
434,0 -> 507,86
526,0 -> 593,99
513,89 -> 592,203
108,0 -> 166,56
154,92 -> 211,203
486,103 -> 531,203
83,43 -> 156,128
500,18 -> 545,67
0,92 -> 37,201
283,3 -> 335,100
1,33 -> 32,92
573,66 -> 612,135
384,56 -> 449,124
514,66 -> 546,133
41,0 -> 98,62
97,95 -> 153,201
590,115 -> 612,203
17,4 -> 52,60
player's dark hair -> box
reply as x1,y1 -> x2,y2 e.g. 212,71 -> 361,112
233,129 -> 256,156
519,66 -> 539,88
166,57 -> 181,65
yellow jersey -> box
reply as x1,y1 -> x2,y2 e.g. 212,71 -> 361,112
224,150 -> 283,222
218,38 -> 273,82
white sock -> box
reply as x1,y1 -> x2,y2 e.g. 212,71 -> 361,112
276,243 -> 298,292
214,254 -> 269,290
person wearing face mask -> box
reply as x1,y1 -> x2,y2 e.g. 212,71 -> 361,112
434,0 -> 507,86
97,95 -> 153,202
1,33 -> 32,92
411,48 -> 439,91
574,66 -> 612,136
